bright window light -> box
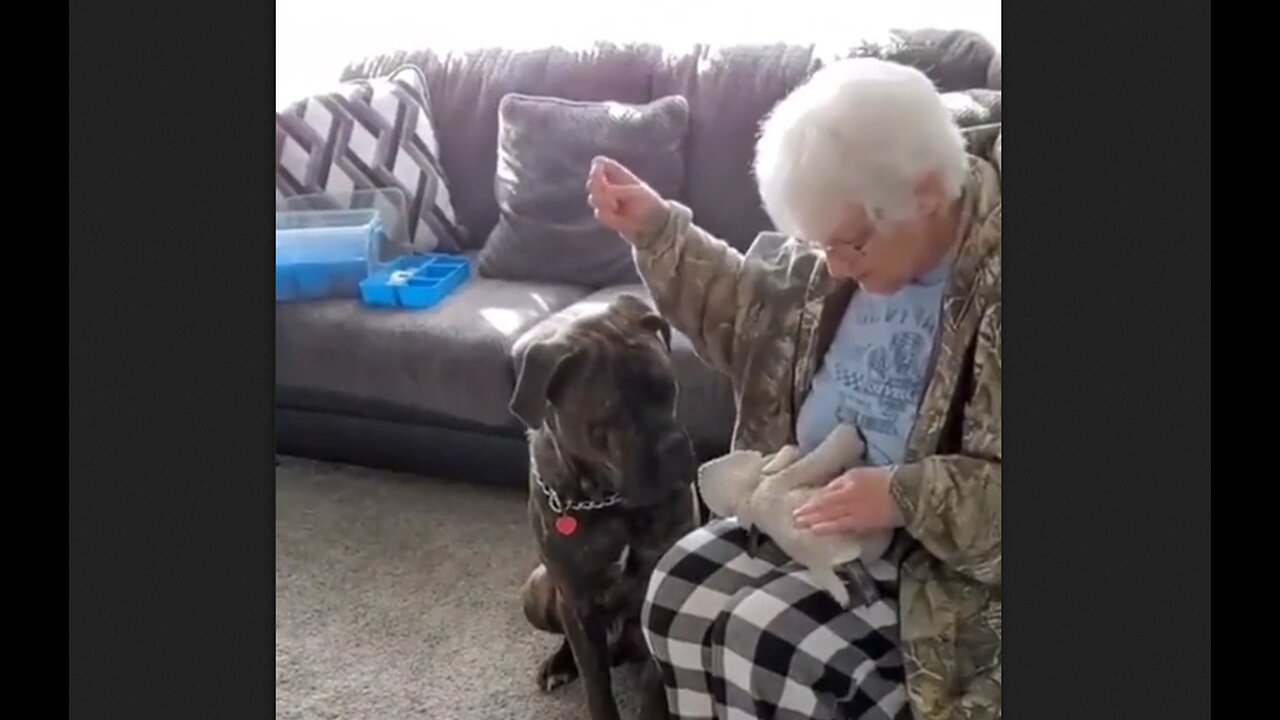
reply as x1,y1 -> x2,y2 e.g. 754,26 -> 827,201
277,0 -> 1000,107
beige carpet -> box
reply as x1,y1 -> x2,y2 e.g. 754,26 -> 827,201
276,457 -> 647,720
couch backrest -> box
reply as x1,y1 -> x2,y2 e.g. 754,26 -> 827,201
343,29 -> 1000,251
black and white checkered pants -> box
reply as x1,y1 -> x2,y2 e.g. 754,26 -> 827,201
641,517 -> 912,720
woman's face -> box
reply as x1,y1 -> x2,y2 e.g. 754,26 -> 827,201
818,175 -> 959,294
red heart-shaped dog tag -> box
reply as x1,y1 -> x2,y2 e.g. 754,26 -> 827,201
555,515 -> 578,536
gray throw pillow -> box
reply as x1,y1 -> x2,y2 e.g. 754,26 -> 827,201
478,93 -> 690,288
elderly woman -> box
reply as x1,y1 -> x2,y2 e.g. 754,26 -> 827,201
587,57 -> 1000,720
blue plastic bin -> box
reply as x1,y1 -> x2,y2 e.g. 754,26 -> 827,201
276,209 -> 389,302
359,254 -> 471,309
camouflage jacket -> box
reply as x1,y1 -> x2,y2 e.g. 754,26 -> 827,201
632,154 -> 1002,720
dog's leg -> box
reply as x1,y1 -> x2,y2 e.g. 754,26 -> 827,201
559,595 -> 621,720
526,565 -> 580,691
522,564 -> 563,634
637,657 -> 672,720
609,619 -> 649,667
537,638 -> 579,692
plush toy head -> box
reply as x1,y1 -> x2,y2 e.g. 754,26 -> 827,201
697,449 -> 767,520
697,424 -> 867,521
697,443 -> 812,520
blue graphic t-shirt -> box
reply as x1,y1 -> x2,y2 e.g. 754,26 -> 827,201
795,259 -> 951,467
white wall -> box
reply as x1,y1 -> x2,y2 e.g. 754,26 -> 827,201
277,0 -> 1001,107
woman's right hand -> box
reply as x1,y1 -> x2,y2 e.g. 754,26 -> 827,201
586,156 -> 667,244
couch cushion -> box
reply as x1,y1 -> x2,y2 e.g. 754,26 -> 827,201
878,28 -> 998,93
651,43 -> 820,253
341,30 -> 999,254
511,285 -> 736,451
479,93 -> 689,287
276,279 -> 589,429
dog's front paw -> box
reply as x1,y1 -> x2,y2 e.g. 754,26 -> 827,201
537,643 -> 578,692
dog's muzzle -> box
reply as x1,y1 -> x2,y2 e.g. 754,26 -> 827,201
657,430 -> 695,468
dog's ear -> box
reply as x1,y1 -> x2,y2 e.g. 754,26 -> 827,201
612,293 -> 672,351
510,339 -> 584,429
639,313 -> 672,352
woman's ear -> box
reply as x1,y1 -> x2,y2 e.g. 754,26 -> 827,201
912,171 -> 948,217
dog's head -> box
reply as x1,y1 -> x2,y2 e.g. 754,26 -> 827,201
510,294 -> 696,507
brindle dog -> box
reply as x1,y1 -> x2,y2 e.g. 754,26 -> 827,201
512,294 -> 699,720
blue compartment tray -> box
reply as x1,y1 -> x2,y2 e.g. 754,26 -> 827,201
359,254 -> 471,309
276,209 -> 388,302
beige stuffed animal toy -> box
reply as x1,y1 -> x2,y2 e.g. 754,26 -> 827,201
697,424 -> 893,608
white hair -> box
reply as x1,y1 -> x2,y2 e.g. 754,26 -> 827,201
753,58 -> 969,242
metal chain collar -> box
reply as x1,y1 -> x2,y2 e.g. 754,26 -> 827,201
533,468 -> 621,515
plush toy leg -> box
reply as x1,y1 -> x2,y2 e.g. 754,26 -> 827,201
857,530 -> 894,564
808,567 -> 852,609
762,445 -> 803,474
745,525 -> 763,558
766,424 -> 866,491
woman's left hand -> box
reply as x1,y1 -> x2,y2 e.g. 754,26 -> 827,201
793,467 -> 905,535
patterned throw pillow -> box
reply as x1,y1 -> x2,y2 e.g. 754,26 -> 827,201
275,66 -> 464,253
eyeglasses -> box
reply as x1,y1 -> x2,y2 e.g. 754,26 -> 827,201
818,223 -> 875,255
